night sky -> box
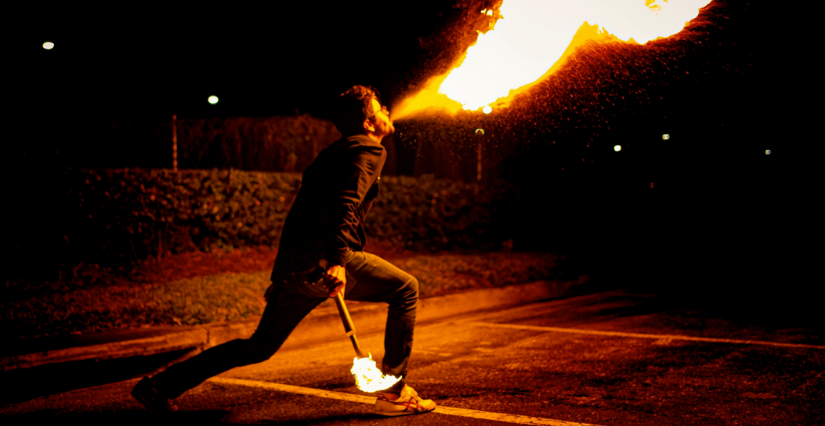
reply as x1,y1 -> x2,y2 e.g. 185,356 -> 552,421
14,2 -> 462,118
12,2 -> 789,119
12,2 -> 795,157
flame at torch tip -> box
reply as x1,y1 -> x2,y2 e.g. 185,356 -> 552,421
350,354 -> 402,393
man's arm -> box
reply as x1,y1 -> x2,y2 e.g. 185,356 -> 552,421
321,143 -> 385,297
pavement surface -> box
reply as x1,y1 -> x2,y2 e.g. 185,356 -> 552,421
1,277 -> 587,371
1,286 -> 823,425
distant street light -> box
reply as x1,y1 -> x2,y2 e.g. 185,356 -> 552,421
614,145 -> 622,152
765,149 -> 771,155
475,128 -> 485,181
662,134 -> 670,140
208,95 -> 219,105
43,41 -> 54,50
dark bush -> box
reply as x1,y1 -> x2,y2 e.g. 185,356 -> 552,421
4,169 -> 511,287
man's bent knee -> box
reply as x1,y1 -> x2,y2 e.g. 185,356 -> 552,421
406,276 -> 419,299
395,275 -> 418,302
390,275 -> 418,312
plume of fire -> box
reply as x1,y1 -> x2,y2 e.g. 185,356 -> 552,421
351,354 -> 402,393
392,0 -> 713,120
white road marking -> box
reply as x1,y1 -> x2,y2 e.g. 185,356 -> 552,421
435,405 -> 600,426
209,377 -> 601,426
463,322 -> 825,350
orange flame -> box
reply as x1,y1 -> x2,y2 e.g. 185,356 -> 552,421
392,0 -> 712,120
351,354 -> 402,393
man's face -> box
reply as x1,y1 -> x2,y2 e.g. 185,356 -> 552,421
367,97 -> 394,138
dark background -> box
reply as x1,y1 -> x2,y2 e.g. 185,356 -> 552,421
6,1 -> 813,315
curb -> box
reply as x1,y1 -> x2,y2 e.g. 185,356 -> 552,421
1,276 -> 588,371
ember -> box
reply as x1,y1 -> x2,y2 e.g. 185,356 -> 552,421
393,0 -> 712,119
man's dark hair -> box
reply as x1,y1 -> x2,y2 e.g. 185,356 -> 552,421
331,85 -> 379,136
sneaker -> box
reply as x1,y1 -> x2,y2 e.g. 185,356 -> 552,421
375,385 -> 436,416
131,377 -> 179,413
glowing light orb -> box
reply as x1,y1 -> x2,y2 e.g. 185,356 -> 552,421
43,41 -> 54,50
662,134 -> 670,140
208,95 -> 219,105
765,149 -> 771,155
475,128 -> 485,136
482,105 -> 493,114
614,145 -> 622,152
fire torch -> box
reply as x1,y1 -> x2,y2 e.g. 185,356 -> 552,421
315,261 -> 401,392
334,293 -> 366,358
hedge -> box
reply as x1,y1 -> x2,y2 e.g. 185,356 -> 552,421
5,168 -> 513,285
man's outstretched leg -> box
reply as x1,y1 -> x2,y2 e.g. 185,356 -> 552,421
131,280 -> 322,412
343,250 -> 436,415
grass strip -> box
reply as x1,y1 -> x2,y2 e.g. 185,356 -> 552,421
2,251 -> 563,342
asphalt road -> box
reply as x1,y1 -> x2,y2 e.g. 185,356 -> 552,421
2,290 -> 823,425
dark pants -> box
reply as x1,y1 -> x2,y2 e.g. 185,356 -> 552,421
151,250 -> 418,398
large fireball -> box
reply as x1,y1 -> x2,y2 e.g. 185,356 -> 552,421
393,0 -> 713,119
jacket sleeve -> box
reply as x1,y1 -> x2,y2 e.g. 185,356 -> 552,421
322,145 -> 384,266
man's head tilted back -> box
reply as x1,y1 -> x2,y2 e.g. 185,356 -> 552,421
332,86 -> 377,137
331,85 -> 394,142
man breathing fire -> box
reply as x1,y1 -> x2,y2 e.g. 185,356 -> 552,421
131,86 -> 436,417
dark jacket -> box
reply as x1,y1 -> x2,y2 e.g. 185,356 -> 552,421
272,134 -> 386,275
